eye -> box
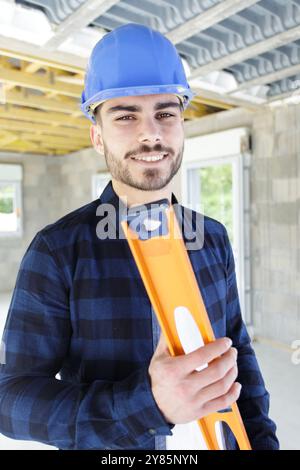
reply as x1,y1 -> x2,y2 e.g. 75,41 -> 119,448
158,113 -> 174,118
116,112 -> 175,121
116,115 -> 135,121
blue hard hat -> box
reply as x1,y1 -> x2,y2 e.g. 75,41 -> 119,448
81,23 -> 195,123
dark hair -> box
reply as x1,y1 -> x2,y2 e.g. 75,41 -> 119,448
94,103 -> 104,125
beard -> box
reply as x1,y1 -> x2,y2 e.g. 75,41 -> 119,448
102,140 -> 184,191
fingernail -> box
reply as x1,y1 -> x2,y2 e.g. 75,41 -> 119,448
226,338 -> 232,348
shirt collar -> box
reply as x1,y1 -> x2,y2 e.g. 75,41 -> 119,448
97,180 -> 202,250
99,180 -> 179,210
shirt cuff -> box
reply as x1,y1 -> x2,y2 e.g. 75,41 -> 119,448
113,365 -> 174,446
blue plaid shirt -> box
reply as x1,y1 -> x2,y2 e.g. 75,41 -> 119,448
0,181 -> 278,450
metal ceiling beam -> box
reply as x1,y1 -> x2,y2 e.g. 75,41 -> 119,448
45,0 -> 119,50
191,86 -> 260,110
190,24 -> 300,79
166,0 -> 260,44
229,62 -> 300,93
0,40 -> 86,73
266,88 -> 300,103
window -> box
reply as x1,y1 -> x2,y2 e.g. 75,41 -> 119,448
182,129 -> 251,325
0,164 -> 23,237
92,172 -> 111,200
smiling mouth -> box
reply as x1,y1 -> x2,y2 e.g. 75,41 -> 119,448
130,153 -> 169,164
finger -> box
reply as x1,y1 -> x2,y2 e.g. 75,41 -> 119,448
175,337 -> 232,375
189,347 -> 238,391
201,382 -> 242,416
198,364 -> 239,405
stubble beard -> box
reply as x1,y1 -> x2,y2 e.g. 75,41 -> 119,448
102,141 -> 184,191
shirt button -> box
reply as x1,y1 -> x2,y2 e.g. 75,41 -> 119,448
148,428 -> 157,435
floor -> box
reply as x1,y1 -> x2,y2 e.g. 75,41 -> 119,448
0,292 -> 298,450
251,339 -> 300,450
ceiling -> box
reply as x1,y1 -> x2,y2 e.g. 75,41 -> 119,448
1,0 -> 300,155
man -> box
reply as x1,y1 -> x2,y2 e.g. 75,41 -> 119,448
0,23 -> 278,450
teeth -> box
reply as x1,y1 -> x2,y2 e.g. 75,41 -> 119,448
132,154 -> 166,161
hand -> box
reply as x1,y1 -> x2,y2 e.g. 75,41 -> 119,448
148,334 -> 241,424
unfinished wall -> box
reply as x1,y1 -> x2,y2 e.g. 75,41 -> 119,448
53,148 -> 107,216
185,105 -> 300,346
0,152 -> 50,292
251,107 -> 300,345
0,148 -> 106,292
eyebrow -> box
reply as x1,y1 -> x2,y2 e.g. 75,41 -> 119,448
105,101 -> 181,115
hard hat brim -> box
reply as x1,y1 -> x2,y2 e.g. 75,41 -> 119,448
81,84 -> 196,123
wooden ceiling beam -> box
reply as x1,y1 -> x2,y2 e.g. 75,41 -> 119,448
2,144 -> 78,156
0,130 -> 18,147
2,139 -> 82,152
193,95 -> 233,110
0,66 -> 82,97
2,139 -> 40,152
19,132 -> 90,147
0,105 -> 89,128
5,89 -> 80,114
0,117 -> 89,138
24,63 -> 44,74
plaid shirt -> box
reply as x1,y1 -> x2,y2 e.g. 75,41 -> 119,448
0,181 -> 278,450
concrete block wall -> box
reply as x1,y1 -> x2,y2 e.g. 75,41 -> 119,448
251,106 -> 300,345
0,148 -> 107,292
185,105 -> 300,346
0,152 -> 50,292
48,148 -> 107,217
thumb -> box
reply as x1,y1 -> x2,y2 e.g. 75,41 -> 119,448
154,332 -> 170,357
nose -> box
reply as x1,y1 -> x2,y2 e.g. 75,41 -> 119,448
137,116 -> 162,144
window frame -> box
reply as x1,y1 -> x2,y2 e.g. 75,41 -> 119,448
181,146 -> 252,326
91,172 -> 111,200
0,164 -> 23,239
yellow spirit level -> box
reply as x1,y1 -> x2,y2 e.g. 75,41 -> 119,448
121,200 -> 251,450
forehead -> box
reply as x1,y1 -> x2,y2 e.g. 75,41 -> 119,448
101,93 -> 181,114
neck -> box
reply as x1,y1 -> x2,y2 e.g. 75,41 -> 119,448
111,178 -> 172,208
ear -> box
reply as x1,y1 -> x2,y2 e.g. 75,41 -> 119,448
90,124 -> 104,155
